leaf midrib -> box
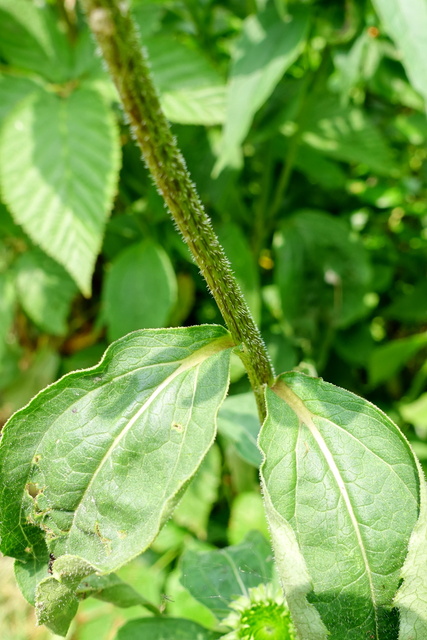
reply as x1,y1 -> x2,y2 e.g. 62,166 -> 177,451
61,337 -> 232,538
273,379 -> 380,639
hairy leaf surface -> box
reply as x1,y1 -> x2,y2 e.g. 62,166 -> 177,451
0,86 -> 120,295
259,372 -> 420,640
0,326 -> 232,575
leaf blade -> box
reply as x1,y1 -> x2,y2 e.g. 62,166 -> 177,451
0,87 -> 120,295
0,326 -> 232,574
215,6 -> 309,173
259,372 -> 420,639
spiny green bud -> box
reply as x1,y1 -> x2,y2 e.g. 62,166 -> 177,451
220,583 -> 296,640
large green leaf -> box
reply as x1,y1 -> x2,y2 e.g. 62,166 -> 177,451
181,531 -> 274,620
372,0 -> 427,103
0,86 -> 120,296
15,249 -> 77,336
259,372 -> 420,640
115,618 -> 220,640
0,326 -> 232,577
103,240 -> 177,341
0,0 -> 71,82
215,5 -> 309,173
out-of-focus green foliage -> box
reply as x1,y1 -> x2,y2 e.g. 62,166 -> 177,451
1,0 -> 427,638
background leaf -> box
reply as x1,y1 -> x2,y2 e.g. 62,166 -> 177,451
215,5 -> 309,172
260,372 -> 420,639
274,210 -> 371,346
217,392 -> 261,467
146,36 -> 226,126
15,249 -> 77,336
0,0 -> 71,82
0,86 -> 120,295
103,240 -> 177,341
115,617 -> 220,640
173,444 -> 221,539
180,531 -> 274,620
371,0 -> 427,104
298,92 -> 397,175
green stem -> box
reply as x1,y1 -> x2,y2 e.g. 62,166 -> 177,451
80,0 -> 275,418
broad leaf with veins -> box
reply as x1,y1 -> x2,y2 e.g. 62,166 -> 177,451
259,372 -> 420,640
0,325 -> 232,574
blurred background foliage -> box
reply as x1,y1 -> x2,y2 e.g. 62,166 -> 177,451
1,0 -> 427,637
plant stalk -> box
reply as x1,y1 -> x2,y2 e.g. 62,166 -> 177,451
80,0 -> 275,418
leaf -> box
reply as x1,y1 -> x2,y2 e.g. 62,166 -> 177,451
146,36 -> 223,93
164,563 -> 217,629
103,240 -> 177,341
369,332 -> 427,387
2,347 -> 60,416
181,531 -> 274,620
78,572 -> 158,612
0,326 -> 232,576
259,372 -> 420,639
115,617 -> 220,640
216,223 -> 261,324
145,36 -> 226,125
217,392 -> 261,467
35,554 -> 100,635
385,281 -> 427,323
173,444 -> 221,539
36,577 -> 79,636
15,249 -> 77,336
215,5 -> 309,173
371,0 -> 427,103
400,394 -> 427,438
0,86 -> 121,296
294,146 -> 347,190
0,270 -> 16,360
274,210 -> 371,338
0,0 -> 72,82
228,492 -> 269,545
394,460 -> 427,640
298,92 -> 397,175
161,87 -> 226,126
0,75 -> 40,122
14,552 -> 49,606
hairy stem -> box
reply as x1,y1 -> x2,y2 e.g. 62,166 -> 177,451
80,0 -> 275,417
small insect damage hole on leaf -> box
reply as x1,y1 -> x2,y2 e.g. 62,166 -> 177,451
94,522 -> 112,554
171,422 -> 184,432
26,482 -> 42,498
